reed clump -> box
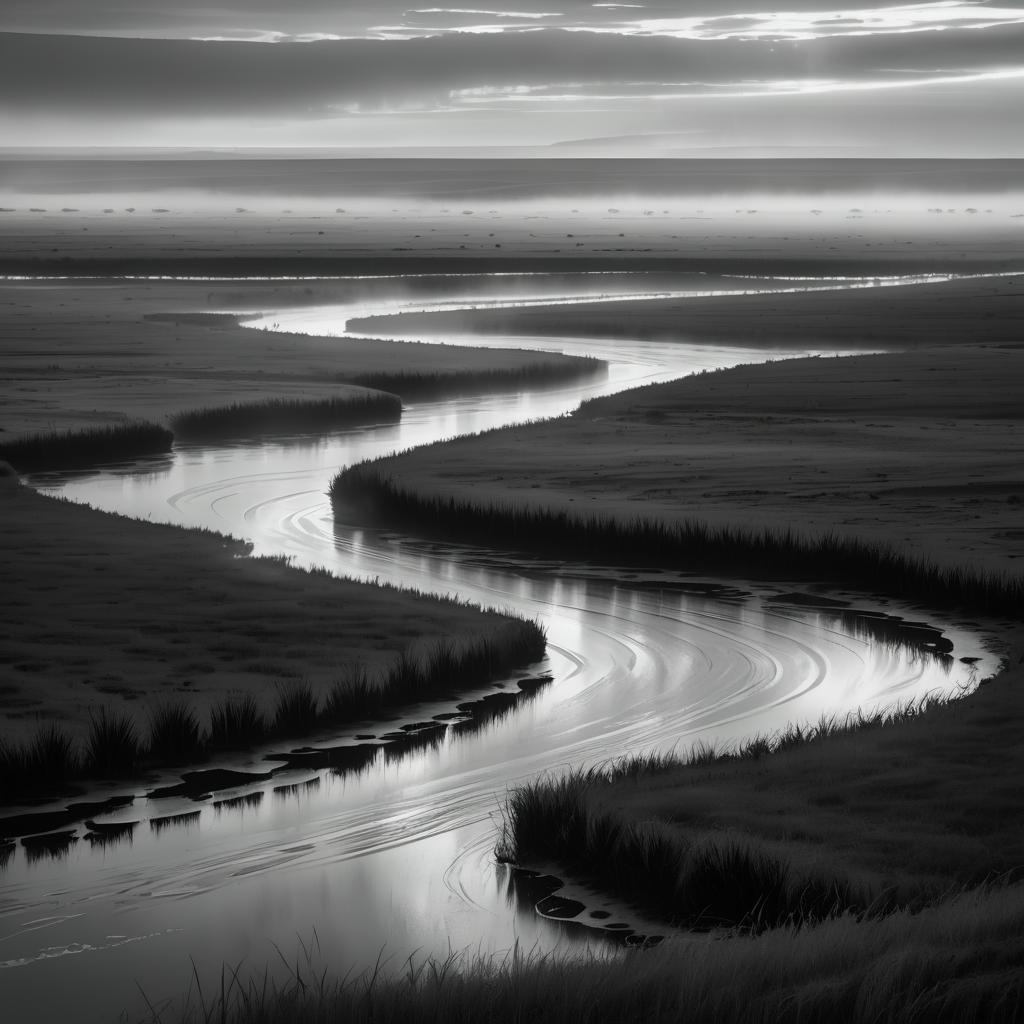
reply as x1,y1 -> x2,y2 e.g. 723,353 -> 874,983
85,709 -> 141,776
0,422 -> 173,473
273,683 -> 320,736
330,464 -> 1024,617
171,392 -> 401,440
0,620 -> 546,804
0,724 -> 79,798
208,696 -> 267,749
147,701 -> 205,763
348,358 -> 606,400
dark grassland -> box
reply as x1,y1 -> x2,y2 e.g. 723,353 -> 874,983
0,630 -> 544,801
0,477 -> 546,803
0,421 -> 174,472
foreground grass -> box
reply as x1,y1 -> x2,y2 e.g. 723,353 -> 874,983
157,882 -> 1024,1024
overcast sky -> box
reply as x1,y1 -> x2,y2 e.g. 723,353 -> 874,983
1,1 -> 1022,154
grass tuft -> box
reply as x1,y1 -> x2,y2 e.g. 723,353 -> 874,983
85,709 -> 140,776
209,696 -> 268,748
147,701 -> 206,763
273,683 -> 320,735
0,724 -> 80,797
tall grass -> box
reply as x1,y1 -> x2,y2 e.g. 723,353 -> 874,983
172,392 -> 401,440
0,621 -> 546,804
0,724 -> 79,798
159,882 -> 1024,1024
330,465 -> 1024,616
348,359 -> 606,400
147,701 -> 205,763
209,696 -> 267,748
85,709 -> 140,776
273,683 -> 320,735
0,422 -> 173,473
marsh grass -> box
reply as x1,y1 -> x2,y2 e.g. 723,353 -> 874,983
171,392 -> 401,440
0,725 -> 79,797
273,683 -> 320,736
497,703 -> 953,931
209,696 -> 267,748
147,701 -> 205,763
330,466 -> 1024,616
160,882 -> 1024,1024
0,618 -> 545,805
322,664 -> 377,721
348,358 -> 606,400
85,709 -> 140,776
0,422 -> 173,473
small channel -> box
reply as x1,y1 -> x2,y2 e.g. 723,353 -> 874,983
2,270 -> 999,1023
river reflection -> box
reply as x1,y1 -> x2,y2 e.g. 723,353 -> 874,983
3,273 -> 997,1023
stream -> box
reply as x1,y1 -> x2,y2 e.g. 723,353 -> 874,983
0,271 -> 996,1023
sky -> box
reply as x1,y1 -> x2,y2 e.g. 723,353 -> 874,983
1,0 -> 1023,154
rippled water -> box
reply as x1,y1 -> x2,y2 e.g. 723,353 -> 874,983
3,271 -> 997,1023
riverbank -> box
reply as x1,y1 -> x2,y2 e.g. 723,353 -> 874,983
332,304 -> 1024,582
0,277 -> 600,442
0,473 -> 544,797
501,632 -> 1024,929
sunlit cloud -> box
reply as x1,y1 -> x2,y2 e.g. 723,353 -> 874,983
568,2 -> 1024,41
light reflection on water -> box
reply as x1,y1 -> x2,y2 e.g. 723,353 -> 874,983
2,271 -> 998,1023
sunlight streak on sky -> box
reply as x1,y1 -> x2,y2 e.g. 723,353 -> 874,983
0,0 -> 1021,152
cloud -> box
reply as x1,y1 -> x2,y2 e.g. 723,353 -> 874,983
3,0 -> 1024,41
2,23 -> 1023,119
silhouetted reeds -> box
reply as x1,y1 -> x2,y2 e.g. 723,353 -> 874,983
0,724 -> 79,798
331,465 -> 1024,617
273,683 -> 320,736
147,701 -> 205,763
209,696 -> 267,748
171,392 -> 401,440
348,358 -> 606,400
0,421 -> 173,473
85,709 -> 140,776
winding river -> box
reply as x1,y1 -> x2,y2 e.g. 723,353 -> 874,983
1,271 -> 996,1022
